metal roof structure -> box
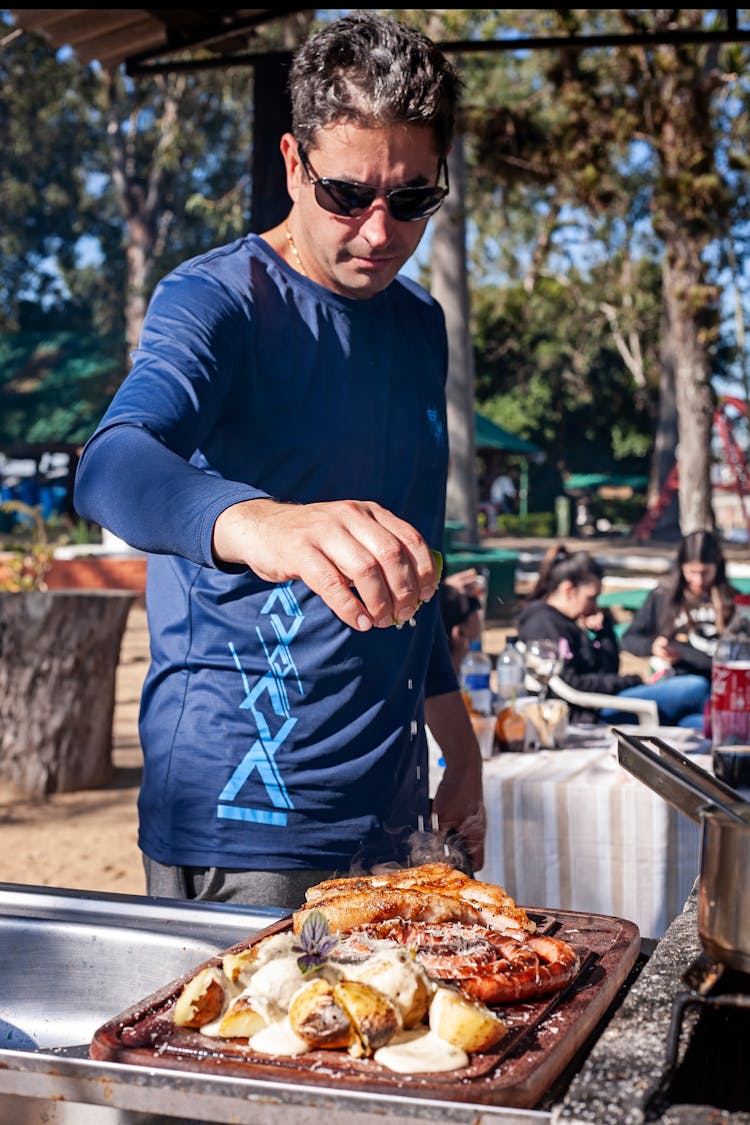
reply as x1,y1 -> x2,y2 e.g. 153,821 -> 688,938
6,9 -> 310,73
8,9 -> 750,76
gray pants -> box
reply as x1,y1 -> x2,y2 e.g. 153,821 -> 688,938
142,853 -> 339,911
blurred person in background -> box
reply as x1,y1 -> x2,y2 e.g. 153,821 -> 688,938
439,582 -> 483,676
620,530 -> 739,695
517,544 -> 712,727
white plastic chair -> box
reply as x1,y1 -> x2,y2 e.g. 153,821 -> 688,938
516,641 -> 659,728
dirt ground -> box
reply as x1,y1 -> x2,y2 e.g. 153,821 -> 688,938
0,570 -> 649,898
0,604 -> 149,896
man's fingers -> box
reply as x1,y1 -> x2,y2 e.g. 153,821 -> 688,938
297,504 -> 439,628
294,549 -> 375,631
213,497 -> 441,630
365,505 -> 440,608
457,805 -> 487,871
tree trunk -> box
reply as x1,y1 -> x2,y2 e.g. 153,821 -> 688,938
430,133 -> 479,544
125,231 -> 151,358
662,229 -> 715,534
0,591 -> 135,796
650,274 -> 680,538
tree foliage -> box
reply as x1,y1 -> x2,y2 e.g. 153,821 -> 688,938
4,9 -> 750,530
0,11 -> 286,441
0,20 -> 103,330
451,9 -> 750,527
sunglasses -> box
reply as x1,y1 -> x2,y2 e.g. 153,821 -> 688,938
297,145 -> 449,223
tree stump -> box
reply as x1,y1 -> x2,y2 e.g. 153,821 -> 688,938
0,590 -> 136,796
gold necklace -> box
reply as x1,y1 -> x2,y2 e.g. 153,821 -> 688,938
285,224 -> 308,277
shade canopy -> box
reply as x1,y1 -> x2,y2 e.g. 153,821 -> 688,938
10,10 -> 750,75
564,472 -> 648,492
475,412 -> 540,457
6,10 -> 298,72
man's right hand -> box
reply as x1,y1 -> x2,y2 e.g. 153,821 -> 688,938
212,497 -> 440,632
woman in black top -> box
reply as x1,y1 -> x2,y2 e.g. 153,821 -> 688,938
517,543 -> 713,727
620,529 -> 738,680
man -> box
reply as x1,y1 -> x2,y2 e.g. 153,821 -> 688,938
74,12 -> 485,908
439,583 -> 484,676
490,471 -> 517,516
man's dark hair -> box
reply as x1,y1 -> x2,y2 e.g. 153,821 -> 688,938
289,12 -> 462,156
439,583 -> 482,634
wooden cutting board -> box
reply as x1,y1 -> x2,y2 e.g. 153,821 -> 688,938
90,908 -> 640,1110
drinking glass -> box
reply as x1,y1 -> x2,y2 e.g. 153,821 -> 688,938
524,639 -> 562,699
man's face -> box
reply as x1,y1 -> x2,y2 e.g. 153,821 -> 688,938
282,123 -> 443,300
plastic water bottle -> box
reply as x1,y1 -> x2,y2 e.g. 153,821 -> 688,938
711,596 -> 750,790
495,635 -> 525,703
460,640 -> 493,716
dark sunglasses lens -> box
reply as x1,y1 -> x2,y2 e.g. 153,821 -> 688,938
388,186 -> 447,221
315,179 -> 376,217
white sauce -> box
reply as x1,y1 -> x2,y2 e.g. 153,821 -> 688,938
193,931 -> 468,1073
346,949 -> 430,1025
243,955 -> 310,1021
198,1014 -> 227,1038
254,932 -> 297,965
249,1016 -> 311,1056
374,1028 -> 468,1073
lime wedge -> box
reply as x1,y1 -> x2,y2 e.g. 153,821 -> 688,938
391,549 -> 444,628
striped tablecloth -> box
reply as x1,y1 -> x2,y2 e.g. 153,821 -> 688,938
474,726 -> 705,940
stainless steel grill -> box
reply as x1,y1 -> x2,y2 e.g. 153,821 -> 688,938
0,883 -> 550,1125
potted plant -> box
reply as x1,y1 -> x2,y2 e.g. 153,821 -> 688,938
1,500 -> 136,797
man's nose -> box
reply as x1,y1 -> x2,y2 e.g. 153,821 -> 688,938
357,199 -> 393,244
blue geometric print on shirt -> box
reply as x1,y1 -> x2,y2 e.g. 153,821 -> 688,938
426,405 -> 444,446
217,582 -> 303,826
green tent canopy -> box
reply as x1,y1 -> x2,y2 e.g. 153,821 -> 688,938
475,412 -> 540,456
564,472 -> 647,492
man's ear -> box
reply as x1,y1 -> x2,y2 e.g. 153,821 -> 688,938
280,133 -> 303,202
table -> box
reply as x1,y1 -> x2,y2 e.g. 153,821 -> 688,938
474,726 -> 704,940
597,587 -> 651,612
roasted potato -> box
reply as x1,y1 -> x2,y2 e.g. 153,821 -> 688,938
288,978 -> 353,1049
223,931 -> 297,984
173,966 -> 228,1029
222,947 -> 260,984
217,993 -> 268,1039
428,986 -> 507,1053
351,949 -> 432,1029
333,979 -> 400,1057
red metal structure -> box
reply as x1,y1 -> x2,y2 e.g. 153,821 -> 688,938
633,396 -> 750,541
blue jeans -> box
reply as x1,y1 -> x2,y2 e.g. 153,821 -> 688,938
599,673 -> 710,729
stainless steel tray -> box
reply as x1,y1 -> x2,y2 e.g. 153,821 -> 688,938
0,883 -> 549,1124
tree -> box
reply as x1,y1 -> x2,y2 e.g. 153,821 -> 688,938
100,14 -> 311,357
431,133 -> 479,540
102,66 -> 257,356
467,9 -> 745,535
0,18 -> 103,331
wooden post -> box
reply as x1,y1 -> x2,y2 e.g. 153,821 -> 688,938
0,590 -> 135,796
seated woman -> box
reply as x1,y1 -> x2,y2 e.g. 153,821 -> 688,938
516,543 -> 711,727
620,528 -> 738,698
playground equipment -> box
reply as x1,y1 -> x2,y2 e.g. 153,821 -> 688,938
633,395 -> 750,541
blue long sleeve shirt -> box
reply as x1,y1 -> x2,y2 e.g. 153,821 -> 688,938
75,234 -> 456,871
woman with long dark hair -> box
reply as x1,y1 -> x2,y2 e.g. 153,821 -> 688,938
517,542 -> 714,727
620,529 -> 738,683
